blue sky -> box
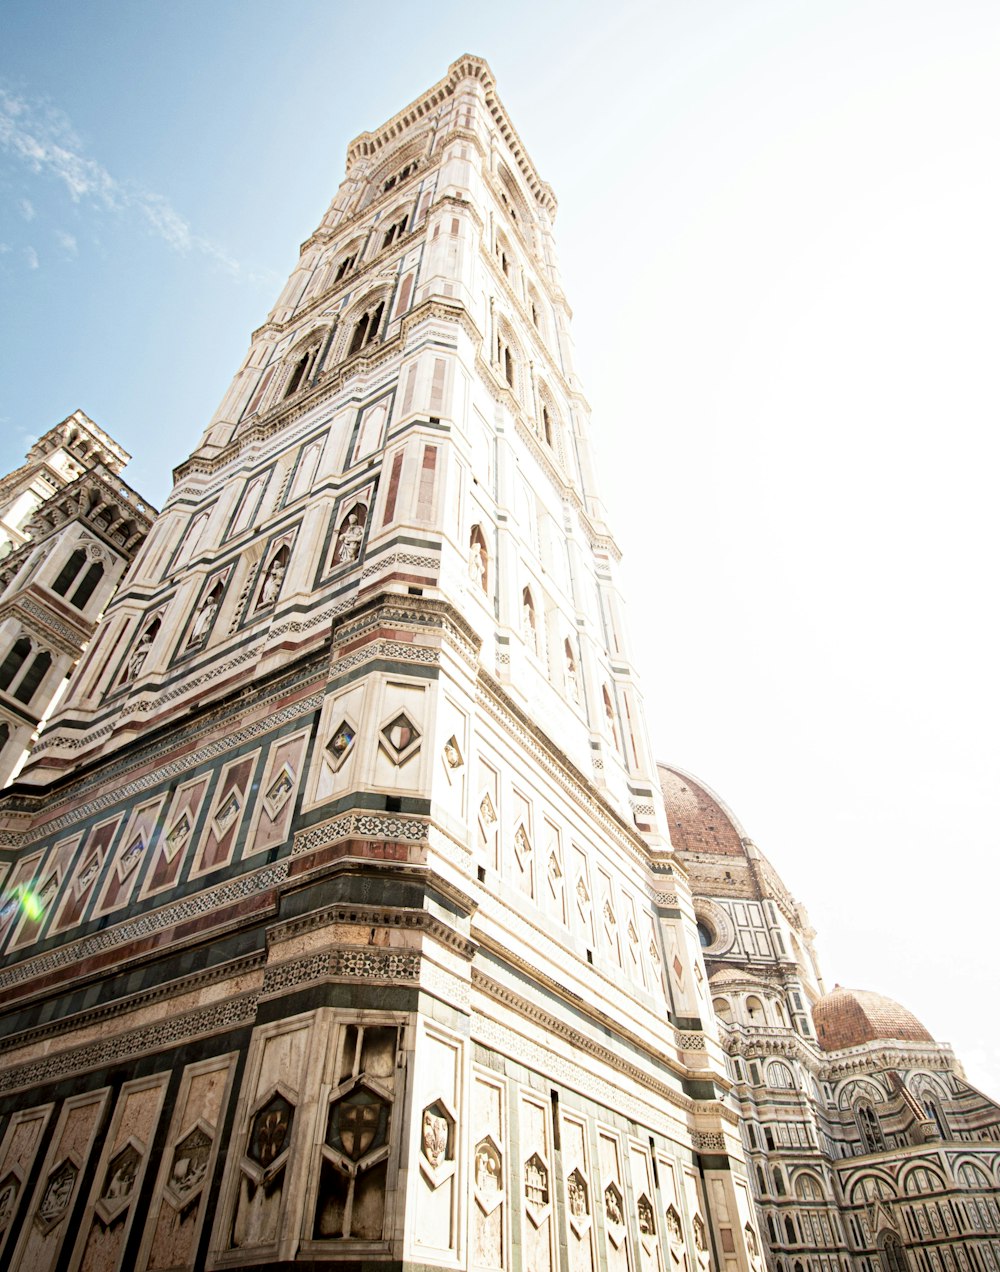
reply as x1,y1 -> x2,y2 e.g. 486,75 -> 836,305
3,0 -> 999,1093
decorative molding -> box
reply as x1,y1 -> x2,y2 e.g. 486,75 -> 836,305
0,989 -> 258,1095
261,946 -> 421,995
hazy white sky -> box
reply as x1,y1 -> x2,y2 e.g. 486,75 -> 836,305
2,1 -> 998,1093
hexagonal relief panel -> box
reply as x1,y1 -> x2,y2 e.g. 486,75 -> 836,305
35,1158 -> 77,1234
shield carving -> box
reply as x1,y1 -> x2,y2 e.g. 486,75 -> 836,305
336,1091 -> 382,1161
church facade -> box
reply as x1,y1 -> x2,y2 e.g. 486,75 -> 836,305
0,54 -> 996,1272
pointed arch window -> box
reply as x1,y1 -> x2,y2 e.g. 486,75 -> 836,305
856,1101 -> 887,1153
52,548 -> 88,596
13,649 -> 52,703
495,333 -> 517,390
283,345 -> 319,399
347,301 -> 385,357
773,1166 -> 786,1196
381,214 -> 408,250
383,161 -> 416,192
0,637 -> 32,692
69,560 -> 104,609
334,251 -> 358,283
879,1233 -> 908,1272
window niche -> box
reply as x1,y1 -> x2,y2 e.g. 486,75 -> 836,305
468,525 -> 489,594
347,301 -> 386,357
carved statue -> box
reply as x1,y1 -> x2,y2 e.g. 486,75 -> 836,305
469,539 -> 486,590
257,555 -> 286,607
422,1108 -> 449,1168
335,510 -> 365,564
128,629 -> 154,679
188,592 -> 219,645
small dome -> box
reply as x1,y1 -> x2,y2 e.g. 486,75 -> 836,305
812,985 -> 934,1052
658,764 -> 745,857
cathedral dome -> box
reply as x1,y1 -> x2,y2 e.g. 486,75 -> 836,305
812,985 -> 934,1052
657,764 -> 746,857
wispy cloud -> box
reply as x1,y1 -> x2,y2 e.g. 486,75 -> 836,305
55,229 -> 77,255
18,197 -> 34,221
0,84 -> 257,279
23,245 -> 38,269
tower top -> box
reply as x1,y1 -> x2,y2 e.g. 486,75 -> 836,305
345,54 -> 558,217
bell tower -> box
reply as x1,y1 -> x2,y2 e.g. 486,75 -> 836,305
0,58 -> 761,1271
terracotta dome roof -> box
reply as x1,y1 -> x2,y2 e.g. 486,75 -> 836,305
657,764 -> 745,857
812,985 -> 934,1052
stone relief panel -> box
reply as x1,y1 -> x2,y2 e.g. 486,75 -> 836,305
411,1022 -> 462,1260
191,749 -> 261,876
628,1141 -> 661,1272
622,893 -> 647,993
140,775 -> 210,899
510,789 -> 534,899
0,1104 -> 54,1265
655,1156 -> 689,1269
135,1053 -> 237,1272
311,1019 -> 404,1244
372,679 -> 426,791
476,759 -> 500,872
542,819 -> 566,927
572,845 -> 596,949
51,830 -> 103,934
9,831 -> 81,950
244,727 -> 309,859
518,1093 -> 555,1272
560,1111 -> 595,1272
7,1087 -> 110,1272
472,1068 -> 507,1270
68,1073 -> 169,1272
599,869 -> 622,969
0,850 -> 46,951
96,794 -> 168,915
219,1016 -> 313,1255
598,1129 -> 630,1272
306,681 -> 368,809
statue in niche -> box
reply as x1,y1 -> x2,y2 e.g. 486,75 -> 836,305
468,533 -> 487,591
334,508 -> 366,564
257,553 -> 286,608
565,641 -> 579,701
521,589 -> 537,652
188,590 -> 220,645
128,628 -> 154,680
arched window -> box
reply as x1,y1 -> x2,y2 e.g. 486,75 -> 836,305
795,1173 -> 824,1200
495,329 -> 518,393
0,637 -> 32,692
746,995 -> 765,1023
773,1167 -> 785,1196
0,722 -> 8,751
766,1213 -> 777,1243
283,346 -> 318,399
764,1127 -> 775,1152
856,1102 -> 887,1154
347,301 -> 385,356
767,1060 -> 796,1089
756,1164 -> 767,1194
785,1215 -> 797,1244
381,213 -> 408,250
334,251 -> 358,282
923,1096 -> 949,1140
51,548 -> 87,596
879,1232 -> 908,1272
69,561 -> 104,609
712,996 -> 733,1024
14,649 -> 52,703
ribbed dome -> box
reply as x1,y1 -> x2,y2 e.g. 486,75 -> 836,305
812,985 -> 934,1052
657,764 -> 745,857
